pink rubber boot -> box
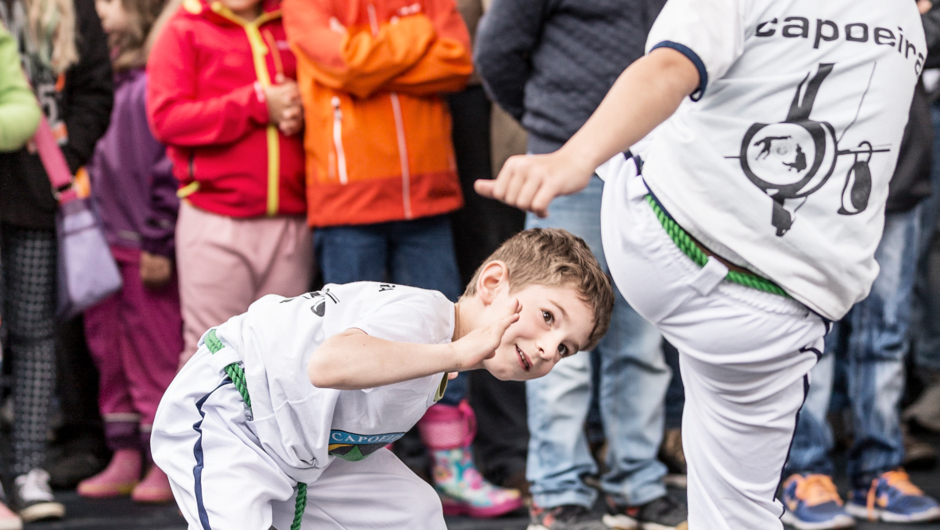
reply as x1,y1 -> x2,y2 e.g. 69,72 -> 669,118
418,401 -> 523,518
76,449 -> 141,498
131,465 -> 173,504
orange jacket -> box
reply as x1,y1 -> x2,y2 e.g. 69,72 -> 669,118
283,0 -> 472,227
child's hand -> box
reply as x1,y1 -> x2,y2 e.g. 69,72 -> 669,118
475,150 -> 595,218
264,76 -> 303,133
920,0 -> 933,14
140,251 -> 172,289
450,298 -> 520,371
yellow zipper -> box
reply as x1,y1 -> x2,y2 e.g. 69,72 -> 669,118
210,2 -> 282,216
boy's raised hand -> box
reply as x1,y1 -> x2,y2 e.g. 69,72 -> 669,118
475,150 -> 595,218
450,298 -> 521,371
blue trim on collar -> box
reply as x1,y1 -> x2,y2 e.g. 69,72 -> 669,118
650,41 -> 708,101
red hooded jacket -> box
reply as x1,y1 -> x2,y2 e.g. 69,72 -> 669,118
147,0 -> 306,218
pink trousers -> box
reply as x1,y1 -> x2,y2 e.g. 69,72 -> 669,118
175,202 -> 313,365
84,246 -> 183,450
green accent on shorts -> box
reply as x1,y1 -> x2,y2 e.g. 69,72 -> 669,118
644,195 -> 790,298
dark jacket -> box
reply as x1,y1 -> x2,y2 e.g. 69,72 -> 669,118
885,3 -> 940,213
474,0 -> 665,155
0,0 -> 113,229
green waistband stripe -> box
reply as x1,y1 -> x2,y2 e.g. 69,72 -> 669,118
205,329 -> 252,411
644,195 -> 789,297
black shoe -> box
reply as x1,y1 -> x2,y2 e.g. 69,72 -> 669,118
604,494 -> 688,530
528,504 -> 609,530
47,451 -> 108,490
12,470 -> 65,523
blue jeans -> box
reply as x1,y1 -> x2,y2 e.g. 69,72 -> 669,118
786,207 -> 920,486
315,214 -> 466,402
525,176 -> 670,508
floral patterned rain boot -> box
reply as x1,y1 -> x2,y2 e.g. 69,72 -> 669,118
418,401 -> 523,518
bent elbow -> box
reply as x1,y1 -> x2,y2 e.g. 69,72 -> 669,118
308,354 -> 345,389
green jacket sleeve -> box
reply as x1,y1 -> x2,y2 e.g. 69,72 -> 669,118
0,25 -> 41,151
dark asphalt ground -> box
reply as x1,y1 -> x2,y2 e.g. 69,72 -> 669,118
24,438 -> 940,530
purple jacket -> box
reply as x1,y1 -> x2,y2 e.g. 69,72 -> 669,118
88,68 -> 179,259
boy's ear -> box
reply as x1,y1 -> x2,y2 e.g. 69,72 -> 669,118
477,260 -> 509,305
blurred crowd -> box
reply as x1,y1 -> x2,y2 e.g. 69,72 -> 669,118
1,0 -> 940,529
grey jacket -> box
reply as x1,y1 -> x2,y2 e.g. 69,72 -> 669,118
475,0 -> 665,154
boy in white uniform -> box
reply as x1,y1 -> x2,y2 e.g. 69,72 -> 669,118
477,0 -> 925,528
151,228 -> 613,530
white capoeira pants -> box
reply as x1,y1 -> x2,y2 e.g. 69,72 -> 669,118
151,344 -> 446,530
600,164 -> 827,530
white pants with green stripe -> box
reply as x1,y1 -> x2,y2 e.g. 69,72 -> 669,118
152,343 -> 446,530
600,162 -> 827,529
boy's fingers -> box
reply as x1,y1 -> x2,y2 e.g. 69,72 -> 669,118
515,173 -> 542,212
474,179 -> 496,198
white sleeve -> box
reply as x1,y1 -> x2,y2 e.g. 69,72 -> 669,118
351,290 -> 454,347
645,0 -> 747,100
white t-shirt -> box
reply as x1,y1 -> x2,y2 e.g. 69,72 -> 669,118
213,282 -> 454,482
614,0 -> 924,320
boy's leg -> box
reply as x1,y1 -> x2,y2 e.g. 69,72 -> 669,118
680,350 -> 815,530
152,347 -> 295,530
601,168 -> 825,529
277,448 -> 445,530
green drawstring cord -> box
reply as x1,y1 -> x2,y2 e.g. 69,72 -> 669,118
205,329 -> 307,530
644,195 -> 790,298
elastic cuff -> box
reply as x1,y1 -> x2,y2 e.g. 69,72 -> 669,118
650,41 -> 708,101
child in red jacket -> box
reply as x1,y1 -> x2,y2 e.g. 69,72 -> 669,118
147,0 -> 313,367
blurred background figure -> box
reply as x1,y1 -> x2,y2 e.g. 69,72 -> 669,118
147,0 -> 312,368
0,0 -> 113,525
72,0 -> 181,505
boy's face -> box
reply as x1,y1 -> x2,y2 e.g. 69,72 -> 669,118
481,283 -> 594,381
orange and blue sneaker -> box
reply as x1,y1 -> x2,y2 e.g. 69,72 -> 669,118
780,474 -> 855,529
844,468 -> 940,523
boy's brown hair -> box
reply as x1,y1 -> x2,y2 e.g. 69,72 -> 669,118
464,228 -> 614,351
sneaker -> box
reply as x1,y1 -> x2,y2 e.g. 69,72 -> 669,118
12,469 -> 65,523
604,494 -> 688,530
780,474 -> 855,529
0,484 -> 22,530
528,504 -> 609,530
844,469 -> 940,523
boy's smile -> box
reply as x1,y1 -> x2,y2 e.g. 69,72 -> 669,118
482,283 -> 594,381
